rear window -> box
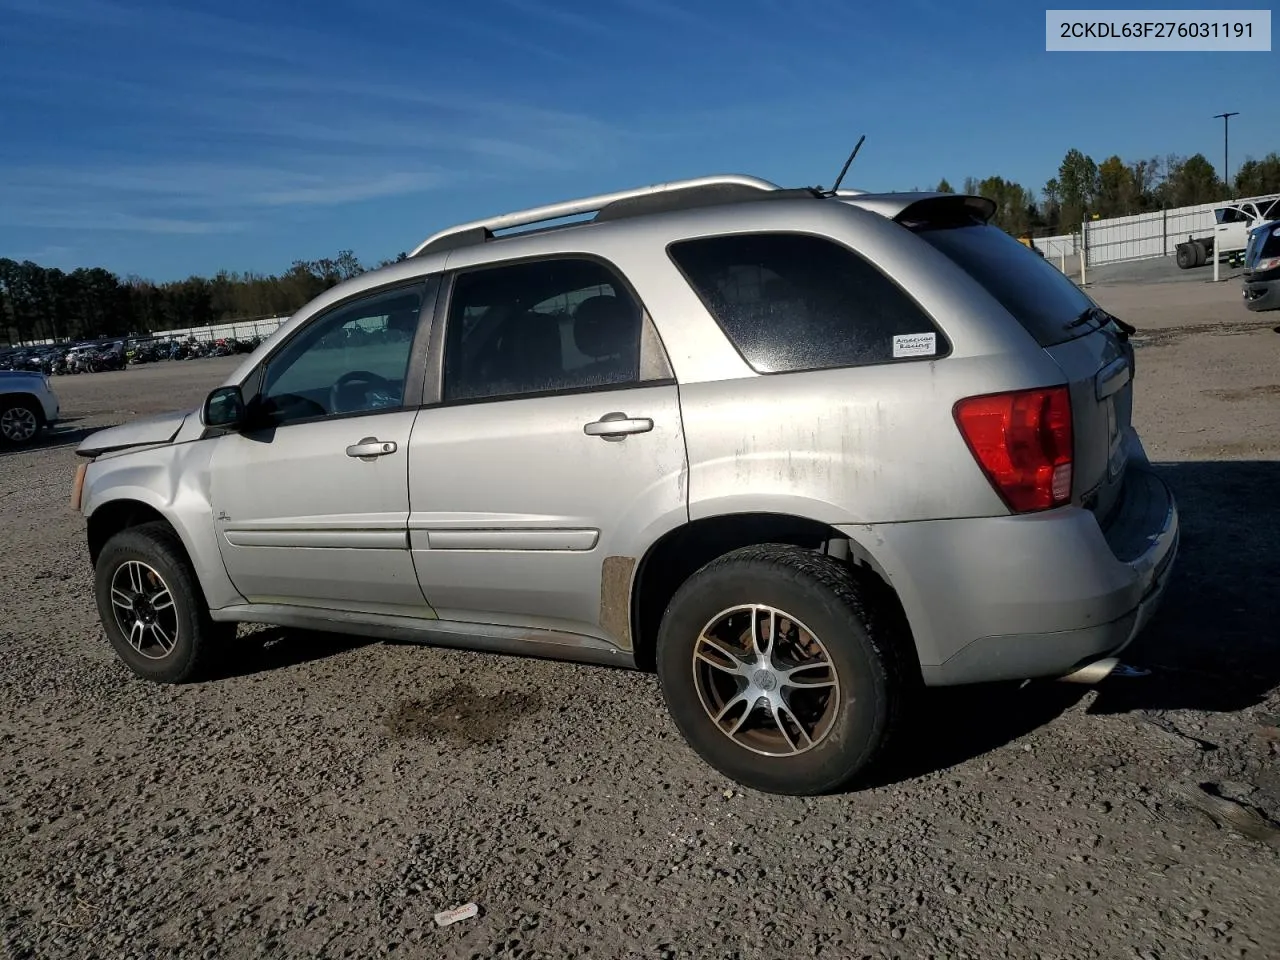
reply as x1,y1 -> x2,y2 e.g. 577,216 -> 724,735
667,232 -> 946,374
913,223 -> 1096,347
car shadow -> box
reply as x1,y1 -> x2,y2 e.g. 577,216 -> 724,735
206,626 -> 374,681
0,424 -> 104,458
868,459 -> 1280,787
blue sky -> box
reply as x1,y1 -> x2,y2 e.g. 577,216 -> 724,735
1,0 -> 1275,281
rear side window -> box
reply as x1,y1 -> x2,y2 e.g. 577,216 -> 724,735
667,233 -> 946,374
914,224 -> 1096,347
442,257 -> 647,403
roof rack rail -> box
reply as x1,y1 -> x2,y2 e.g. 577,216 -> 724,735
410,174 -> 785,258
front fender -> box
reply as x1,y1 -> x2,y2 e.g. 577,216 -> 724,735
82,440 -> 244,611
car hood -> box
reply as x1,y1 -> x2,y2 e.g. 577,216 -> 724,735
76,409 -> 192,458
0,369 -> 44,383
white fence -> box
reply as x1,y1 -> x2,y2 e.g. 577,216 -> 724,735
16,316 -> 290,348
1081,191 -> 1280,267
137,316 -> 289,343
1022,190 -> 1280,278
1032,233 -> 1077,259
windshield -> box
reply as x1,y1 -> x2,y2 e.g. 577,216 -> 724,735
913,223 -> 1099,346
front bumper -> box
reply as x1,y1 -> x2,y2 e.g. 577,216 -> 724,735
842,461 -> 1180,687
1242,277 -> 1280,313
35,384 -> 60,426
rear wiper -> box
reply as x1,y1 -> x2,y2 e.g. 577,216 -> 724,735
1066,305 -> 1137,341
1065,305 -> 1102,330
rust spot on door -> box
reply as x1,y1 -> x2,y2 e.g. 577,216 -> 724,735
600,555 -> 636,650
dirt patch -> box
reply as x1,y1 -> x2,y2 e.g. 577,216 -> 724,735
1204,384 -> 1280,402
383,682 -> 543,744
1189,439 -> 1280,459
599,555 -> 636,649
1132,320 -> 1272,348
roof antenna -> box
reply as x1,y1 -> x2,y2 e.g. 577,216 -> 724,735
827,135 -> 866,196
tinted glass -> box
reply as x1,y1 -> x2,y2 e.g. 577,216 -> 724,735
914,223 -> 1096,347
259,285 -> 422,423
443,257 -> 642,402
668,233 -> 943,374
1248,224 -> 1280,265
1262,226 -> 1280,258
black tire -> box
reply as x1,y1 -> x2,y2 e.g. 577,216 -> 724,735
94,521 -> 228,683
1175,243 -> 1195,269
655,544 -> 907,796
0,395 -> 44,447
1192,241 -> 1208,267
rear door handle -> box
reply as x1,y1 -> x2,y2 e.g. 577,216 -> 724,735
583,412 -> 654,440
346,437 -> 398,460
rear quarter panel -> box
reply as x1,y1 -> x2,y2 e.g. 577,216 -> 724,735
630,200 -> 1069,524
679,357 -> 1039,524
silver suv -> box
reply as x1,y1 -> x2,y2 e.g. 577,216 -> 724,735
72,175 -> 1179,795
1,369 -> 61,447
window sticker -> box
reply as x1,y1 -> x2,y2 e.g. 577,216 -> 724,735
892,332 -> 937,358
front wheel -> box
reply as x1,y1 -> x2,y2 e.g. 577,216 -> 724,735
0,397 -> 44,447
94,521 -> 229,683
656,544 -> 907,796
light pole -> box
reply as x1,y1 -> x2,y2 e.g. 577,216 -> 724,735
1214,111 -> 1239,195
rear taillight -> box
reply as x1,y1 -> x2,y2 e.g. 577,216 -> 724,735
953,386 -> 1073,513
1255,256 -> 1280,272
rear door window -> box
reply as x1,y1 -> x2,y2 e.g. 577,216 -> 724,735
442,257 -> 652,403
667,232 -> 946,374
913,223 -> 1097,347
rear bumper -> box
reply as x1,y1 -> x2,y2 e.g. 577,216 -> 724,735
841,457 -> 1179,686
1242,277 -> 1280,312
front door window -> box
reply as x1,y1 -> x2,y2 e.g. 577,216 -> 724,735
258,286 -> 425,425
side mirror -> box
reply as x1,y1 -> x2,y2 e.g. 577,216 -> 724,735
204,385 -> 246,429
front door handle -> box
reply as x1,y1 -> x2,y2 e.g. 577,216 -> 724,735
583,412 -> 654,441
346,437 -> 398,460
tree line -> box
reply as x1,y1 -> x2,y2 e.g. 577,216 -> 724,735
0,250 -> 407,346
929,149 -> 1280,239
5,146 -> 1280,345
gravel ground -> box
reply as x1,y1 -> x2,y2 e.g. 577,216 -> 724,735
3,282 -> 1279,960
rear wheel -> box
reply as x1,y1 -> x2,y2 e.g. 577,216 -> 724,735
0,396 -> 43,447
1175,243 -> 1194,269
94,521 -> 229,683
655,544 -> 906,795
1192,241 -> 1208,267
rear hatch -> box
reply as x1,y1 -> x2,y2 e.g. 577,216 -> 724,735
910,216 -> 1137,522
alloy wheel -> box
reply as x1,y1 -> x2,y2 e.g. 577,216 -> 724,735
0,405 -> 38,443
110,561 -> 180,660
691,604 -> 840,757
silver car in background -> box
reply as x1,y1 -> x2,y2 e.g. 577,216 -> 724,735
1,369 -> 60,447
71,174 -> 1178,795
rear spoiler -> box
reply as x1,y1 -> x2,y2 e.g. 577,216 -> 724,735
841,192 -> 997,227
